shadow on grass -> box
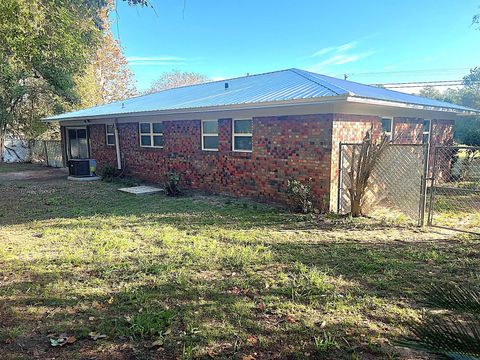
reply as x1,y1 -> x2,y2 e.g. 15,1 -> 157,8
0,261 -> 367,359
1,166 -> 478,359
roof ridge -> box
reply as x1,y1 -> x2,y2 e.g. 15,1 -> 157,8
140,68 -> 293,96
289,68 -> 350,96
78,69 -> 295,110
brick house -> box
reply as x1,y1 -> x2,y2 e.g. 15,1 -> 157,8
44,69 -> 477,211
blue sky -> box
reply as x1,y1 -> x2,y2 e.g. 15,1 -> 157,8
112,0 -> 480,91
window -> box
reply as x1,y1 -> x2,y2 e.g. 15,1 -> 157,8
106,124 -> 115,146
422,119 -> 431,144
202,120 -> 219,151
381,118 -> 393,141
139,122 -> 163,148
232,119 -> 253,152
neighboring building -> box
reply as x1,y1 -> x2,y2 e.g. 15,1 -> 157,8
43,68 -> 478,211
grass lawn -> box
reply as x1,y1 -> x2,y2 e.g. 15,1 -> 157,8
0,163 -> 478,360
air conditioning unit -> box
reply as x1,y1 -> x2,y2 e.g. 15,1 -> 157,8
68,159 -> 97,177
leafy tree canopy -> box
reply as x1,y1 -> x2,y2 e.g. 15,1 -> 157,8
145,70 -> 210,94
75,7 -> 137,108
0,0 -> 144,148
0,0 -> 101,145
419,68 -> 480,145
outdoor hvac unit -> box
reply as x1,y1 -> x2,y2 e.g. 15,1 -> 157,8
68,159 -> 97,177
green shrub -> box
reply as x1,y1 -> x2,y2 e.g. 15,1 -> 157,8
101,165 -> 117,182
164,172 -> 181,196
286,178 -> 315,213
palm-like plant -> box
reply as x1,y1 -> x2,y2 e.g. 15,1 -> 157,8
399,284 -> 480,359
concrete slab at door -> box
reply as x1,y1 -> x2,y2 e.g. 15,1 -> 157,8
118,185 -> 164,195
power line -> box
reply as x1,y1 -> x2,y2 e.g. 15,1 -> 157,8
349,67 -> 472,78
371,80 -> 467,88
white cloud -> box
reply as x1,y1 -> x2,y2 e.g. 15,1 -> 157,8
312,46 -> 335,57
129,62 -> 183,67
312,41 -> 358,58
308,51 -> 376,72
308,34 -> 378,73
337,42 -> 357,52
126,56 -> 185,62
126,56 -> 186,67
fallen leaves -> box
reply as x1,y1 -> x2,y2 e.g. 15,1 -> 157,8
88,331 -> 107,341
48,333 -> 76,347
152,338 -> 163,346
246,335 -> 258,346
256,302 -> 266,312
48,330 -> 107,347
286,314 -> 296,323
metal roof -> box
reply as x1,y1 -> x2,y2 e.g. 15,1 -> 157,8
44,68 -> 478,121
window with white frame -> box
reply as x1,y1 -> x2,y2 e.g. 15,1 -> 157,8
381,118 -> 393,141
139,122 -> 163,148
232,119 -> 253,151
202,120 -> 219,150
422,119 -> 431,144
106,124 -> 115,146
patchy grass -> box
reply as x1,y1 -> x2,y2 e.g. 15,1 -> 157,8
429,191 -> 480,233
0,162 -> 40,173
0,163 -> 479,360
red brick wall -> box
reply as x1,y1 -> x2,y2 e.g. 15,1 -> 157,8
89,124 -> 117,171
83,114 -> 455,211
431,119 -> 454,147
429,119 -> 455,177
89,115 -> 333,208
393,117 -> 423,144
329,114 -> 382,211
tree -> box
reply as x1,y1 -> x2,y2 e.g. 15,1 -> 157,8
419,68 -> 480,145
348,132 -> 389,217
0,0 -> 146,158
0,0 -> 100,156
145,70 -> 209,94
75,7 -> 137,108
418,86 -> 443,101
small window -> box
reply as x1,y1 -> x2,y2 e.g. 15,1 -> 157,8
233,119 -> 253,152
202,120 -> 219,151
422,119 -> 431,144
139,122 -> 163,148
106,124 -> 115,146
381,118 -> 393,141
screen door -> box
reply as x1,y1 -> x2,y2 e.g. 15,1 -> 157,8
67,128 -> 89,159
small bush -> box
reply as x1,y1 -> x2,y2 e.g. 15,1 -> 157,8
101,165 -> 117,182
164,172 -> 181,196
286,178 -> 315,213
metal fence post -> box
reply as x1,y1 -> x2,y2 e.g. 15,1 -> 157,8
427,146 -> 439,226
418,143 -> 429,227
337,142 -> 343,214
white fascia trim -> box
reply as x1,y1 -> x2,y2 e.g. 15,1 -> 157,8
346,96 -> 479,115
41,95 -> 349,123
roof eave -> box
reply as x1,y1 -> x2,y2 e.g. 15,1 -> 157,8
41,95 -> 349,123
346,96 -> 480,116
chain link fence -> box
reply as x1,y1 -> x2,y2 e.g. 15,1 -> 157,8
427,146 -> 480,234
338,143 -> 427,225
28,140 -> 64,168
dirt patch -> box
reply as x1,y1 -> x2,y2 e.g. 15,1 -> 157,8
0,165 -> 67,181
